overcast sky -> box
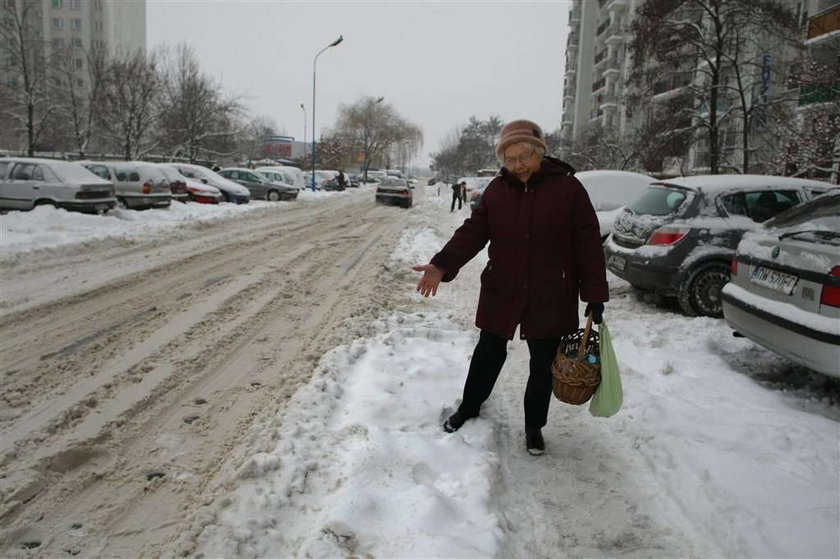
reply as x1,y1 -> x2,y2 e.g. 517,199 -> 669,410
147,1 -> 570,167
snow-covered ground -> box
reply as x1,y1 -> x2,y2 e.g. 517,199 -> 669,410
2,182 -> 838,558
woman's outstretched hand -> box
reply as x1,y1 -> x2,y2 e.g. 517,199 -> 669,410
412,264 -> 444,297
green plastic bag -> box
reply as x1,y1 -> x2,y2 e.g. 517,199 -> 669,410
589,322 -> 623,417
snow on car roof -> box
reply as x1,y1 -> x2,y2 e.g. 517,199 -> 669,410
657,174 -> 837,193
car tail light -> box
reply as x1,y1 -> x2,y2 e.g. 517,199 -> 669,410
647,226 -> 691,246
142,182 -> 151,194
820,266 -> 840,308
731,256 -> 738,276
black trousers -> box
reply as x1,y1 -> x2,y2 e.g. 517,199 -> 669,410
451,191 -> 462,211
456,330 -> 560,428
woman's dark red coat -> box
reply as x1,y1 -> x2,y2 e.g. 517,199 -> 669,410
430,158 -> 608,340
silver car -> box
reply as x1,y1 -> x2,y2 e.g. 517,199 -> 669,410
81,161 -> 172,210
721,190 -> 840,377
0,157 -> 115,213
219,168 -> 299,201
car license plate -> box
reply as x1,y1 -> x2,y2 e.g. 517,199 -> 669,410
608,255 -> 626,271
750,265 -> 798,295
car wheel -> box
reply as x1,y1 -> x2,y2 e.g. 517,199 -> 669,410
678,261 -> 730,317
267,190 -> 281,202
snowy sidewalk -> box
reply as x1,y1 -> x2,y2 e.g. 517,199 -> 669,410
188,184 -> 839,558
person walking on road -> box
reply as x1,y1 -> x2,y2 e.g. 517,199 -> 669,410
413,119 -> 608,456
337,169 -> 347,190
450,180 -> 465,212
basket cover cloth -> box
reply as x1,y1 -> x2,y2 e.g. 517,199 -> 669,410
589,322 -> 623,417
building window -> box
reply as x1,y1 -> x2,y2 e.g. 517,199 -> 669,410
52,38 -> 64,47
70,0 -> 80,9
74,58 -> 83,69
76,78 -> 83,87
71,18 -> 81,29
52,0 -> 61,8
94,21 -> 102,31
52,17 -> 63,28
71,37 -> 82,48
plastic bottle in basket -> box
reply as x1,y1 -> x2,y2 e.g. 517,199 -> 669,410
585,353 -> 599,364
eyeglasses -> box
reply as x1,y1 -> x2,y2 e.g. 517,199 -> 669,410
503,152 -> 536,167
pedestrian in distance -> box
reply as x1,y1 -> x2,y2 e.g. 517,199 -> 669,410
460,181 -> 468,208
450,180 -> 465,212
337,169 -> 347,190
412,119 -> 608,456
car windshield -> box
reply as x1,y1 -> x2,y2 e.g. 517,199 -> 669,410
381,178 -> 406,187
626,186 -> 688,216
764,191 -> 840,230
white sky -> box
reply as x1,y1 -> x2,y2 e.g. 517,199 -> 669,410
146,1 -> 571,167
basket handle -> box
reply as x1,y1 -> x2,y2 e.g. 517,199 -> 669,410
576,314 -> 594,360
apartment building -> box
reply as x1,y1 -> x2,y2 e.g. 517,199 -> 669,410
1,0 -> 145,88
561,0 -> 643,144
560,0 -> 839,177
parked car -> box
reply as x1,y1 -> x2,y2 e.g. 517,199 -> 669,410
0,157 -> 115,213
458,176 -> 493,200
256,166 -> 306,190
165,163 -> 251,204
469,180 -> 493,210
81,161 -> 172,210
721,190 -> 840,377
603,175 -> 836,317
576,170 -> 656,241
150,163 -> 189,203
375,177 -> 413,208
219,167 -> 299,201
303,170 -> 342,190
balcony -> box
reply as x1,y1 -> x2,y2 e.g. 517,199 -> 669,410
799,80 -> 840,107
594,49 -> 607,66
602,57 -> 621,76
592,77 -> 606,92
567,31 -> 579,50
605,22 -> 626,44
807,3 -> 840,41
596,19 -> 610,37
569,6 -> 581,24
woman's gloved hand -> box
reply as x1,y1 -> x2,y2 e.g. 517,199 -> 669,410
584,302 -> 605,324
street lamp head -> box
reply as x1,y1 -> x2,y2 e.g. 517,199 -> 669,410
330,35 -> 343,47
376,96 -> 385,103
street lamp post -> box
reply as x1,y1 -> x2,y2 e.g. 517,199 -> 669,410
311,35 -> 343,191
362,96 -> 384,183
300,103 -> 307,159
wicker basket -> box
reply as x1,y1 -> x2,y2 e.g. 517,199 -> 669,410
552,315 -> 601,405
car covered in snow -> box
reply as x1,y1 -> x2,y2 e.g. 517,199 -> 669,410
375,177 -> 413,208
721,190 -> 840,377
165,163 -> 251,204
0,157 -> 116,213
150,163 -> 189,203
256,166 -> 307,190
81,161 -> 172,210
603,175 -> 836,317
575,170 -> 656,241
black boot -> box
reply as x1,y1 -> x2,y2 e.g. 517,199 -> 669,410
525,427 -> 545,456
443,411 -> 469,433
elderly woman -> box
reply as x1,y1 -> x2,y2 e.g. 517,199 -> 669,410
413,119 -> 608,455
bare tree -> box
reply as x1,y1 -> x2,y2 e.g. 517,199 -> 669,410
0,0 -> 57,155
629,0 -> 800,174
52,45 -> 108,158
429,116 -> 502,178
333,97 -> 424,180
157,44 -> 242,163
235,114 -> 277,166
100,49 -> 161,160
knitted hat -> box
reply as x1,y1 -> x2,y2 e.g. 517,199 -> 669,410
495,119 -> 547,160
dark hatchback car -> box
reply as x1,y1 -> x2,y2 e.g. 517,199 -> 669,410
603,175 -> 836,317
219,168 -> 299,201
